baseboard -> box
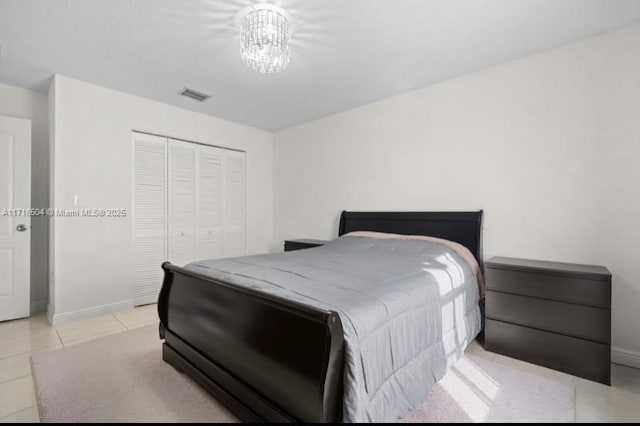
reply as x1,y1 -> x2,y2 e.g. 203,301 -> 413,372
612,346 -> 640,369
51,299 -> 134,326
30,300 -> 46,314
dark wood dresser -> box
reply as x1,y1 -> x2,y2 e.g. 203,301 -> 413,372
284,239 -> 329,252
485,256 -> 611,384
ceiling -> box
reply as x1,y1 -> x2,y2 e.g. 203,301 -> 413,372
1,0 -> 640,131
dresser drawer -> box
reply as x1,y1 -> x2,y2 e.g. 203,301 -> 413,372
485,319 -> 611,384
486,291 -> 610,343
485,268 -> 610,308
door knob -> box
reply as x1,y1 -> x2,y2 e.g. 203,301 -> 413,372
16,224 -> 28,232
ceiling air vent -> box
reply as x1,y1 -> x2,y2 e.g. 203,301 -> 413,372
179,87 -> 210,102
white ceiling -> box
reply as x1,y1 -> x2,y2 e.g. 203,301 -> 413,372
1,0 -> 640,131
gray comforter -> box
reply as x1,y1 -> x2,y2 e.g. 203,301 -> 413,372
186,235 -> 482,422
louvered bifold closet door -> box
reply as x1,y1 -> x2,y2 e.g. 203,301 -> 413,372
223,150 -> 246,257
133,133 -> 167,306
197,145 -> 223,259
168,139 -> 197,266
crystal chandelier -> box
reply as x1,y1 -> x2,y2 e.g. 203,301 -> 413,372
239,4 -> 291,73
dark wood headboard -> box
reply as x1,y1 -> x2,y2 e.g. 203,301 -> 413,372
338,210 -> 484,269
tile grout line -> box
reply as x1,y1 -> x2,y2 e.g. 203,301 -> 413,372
0,371 -> 31,386
52,324 -> 66,348
111,313 -> 130,330
0,404 -> 37,422
0,376 -> 37,420
0,375 -> 35,387
63,332 -> 124,347
0,344 -> 62,362
0,328 -> 62,359
54,315 -> 129,347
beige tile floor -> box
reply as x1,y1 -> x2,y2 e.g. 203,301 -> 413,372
0,306 -> 639,423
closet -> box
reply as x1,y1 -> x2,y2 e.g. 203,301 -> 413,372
133,132 -> 246,305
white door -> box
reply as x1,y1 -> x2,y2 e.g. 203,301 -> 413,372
168,139 -> 197,266
0,116 -> 31,321
197,145 -> 223,260
133,132 -> 166,306
223,150 -> 246,257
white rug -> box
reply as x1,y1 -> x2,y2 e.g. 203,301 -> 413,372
31,325 -> 574,423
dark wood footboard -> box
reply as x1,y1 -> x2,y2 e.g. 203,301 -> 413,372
157,262 -> 345,423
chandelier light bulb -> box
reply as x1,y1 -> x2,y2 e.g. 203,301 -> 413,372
239,4 -> 291,74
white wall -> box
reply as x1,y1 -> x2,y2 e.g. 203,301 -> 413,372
47,79 -> 56,321
50,75 -> 274,323
0,82 -> 49,313
275,24 -> 640,362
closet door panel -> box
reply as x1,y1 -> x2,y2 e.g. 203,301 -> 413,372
223,150 -> 246,257
197,145 -> 223,260
168,139 -> 197,266
133,133 -> 166,306
134,132 -> 248,304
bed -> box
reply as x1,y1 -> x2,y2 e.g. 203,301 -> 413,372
157,210 -> 484,422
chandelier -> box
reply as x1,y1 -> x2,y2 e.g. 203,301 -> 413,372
239,4 -> 291,73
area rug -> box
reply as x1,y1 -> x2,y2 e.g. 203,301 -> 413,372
31,325 -> 574,423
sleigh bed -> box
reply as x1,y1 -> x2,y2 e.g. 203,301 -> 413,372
158,210 -> 484,422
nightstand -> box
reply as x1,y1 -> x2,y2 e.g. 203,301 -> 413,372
284,239 -> 330,252
485,256 -> 611,384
